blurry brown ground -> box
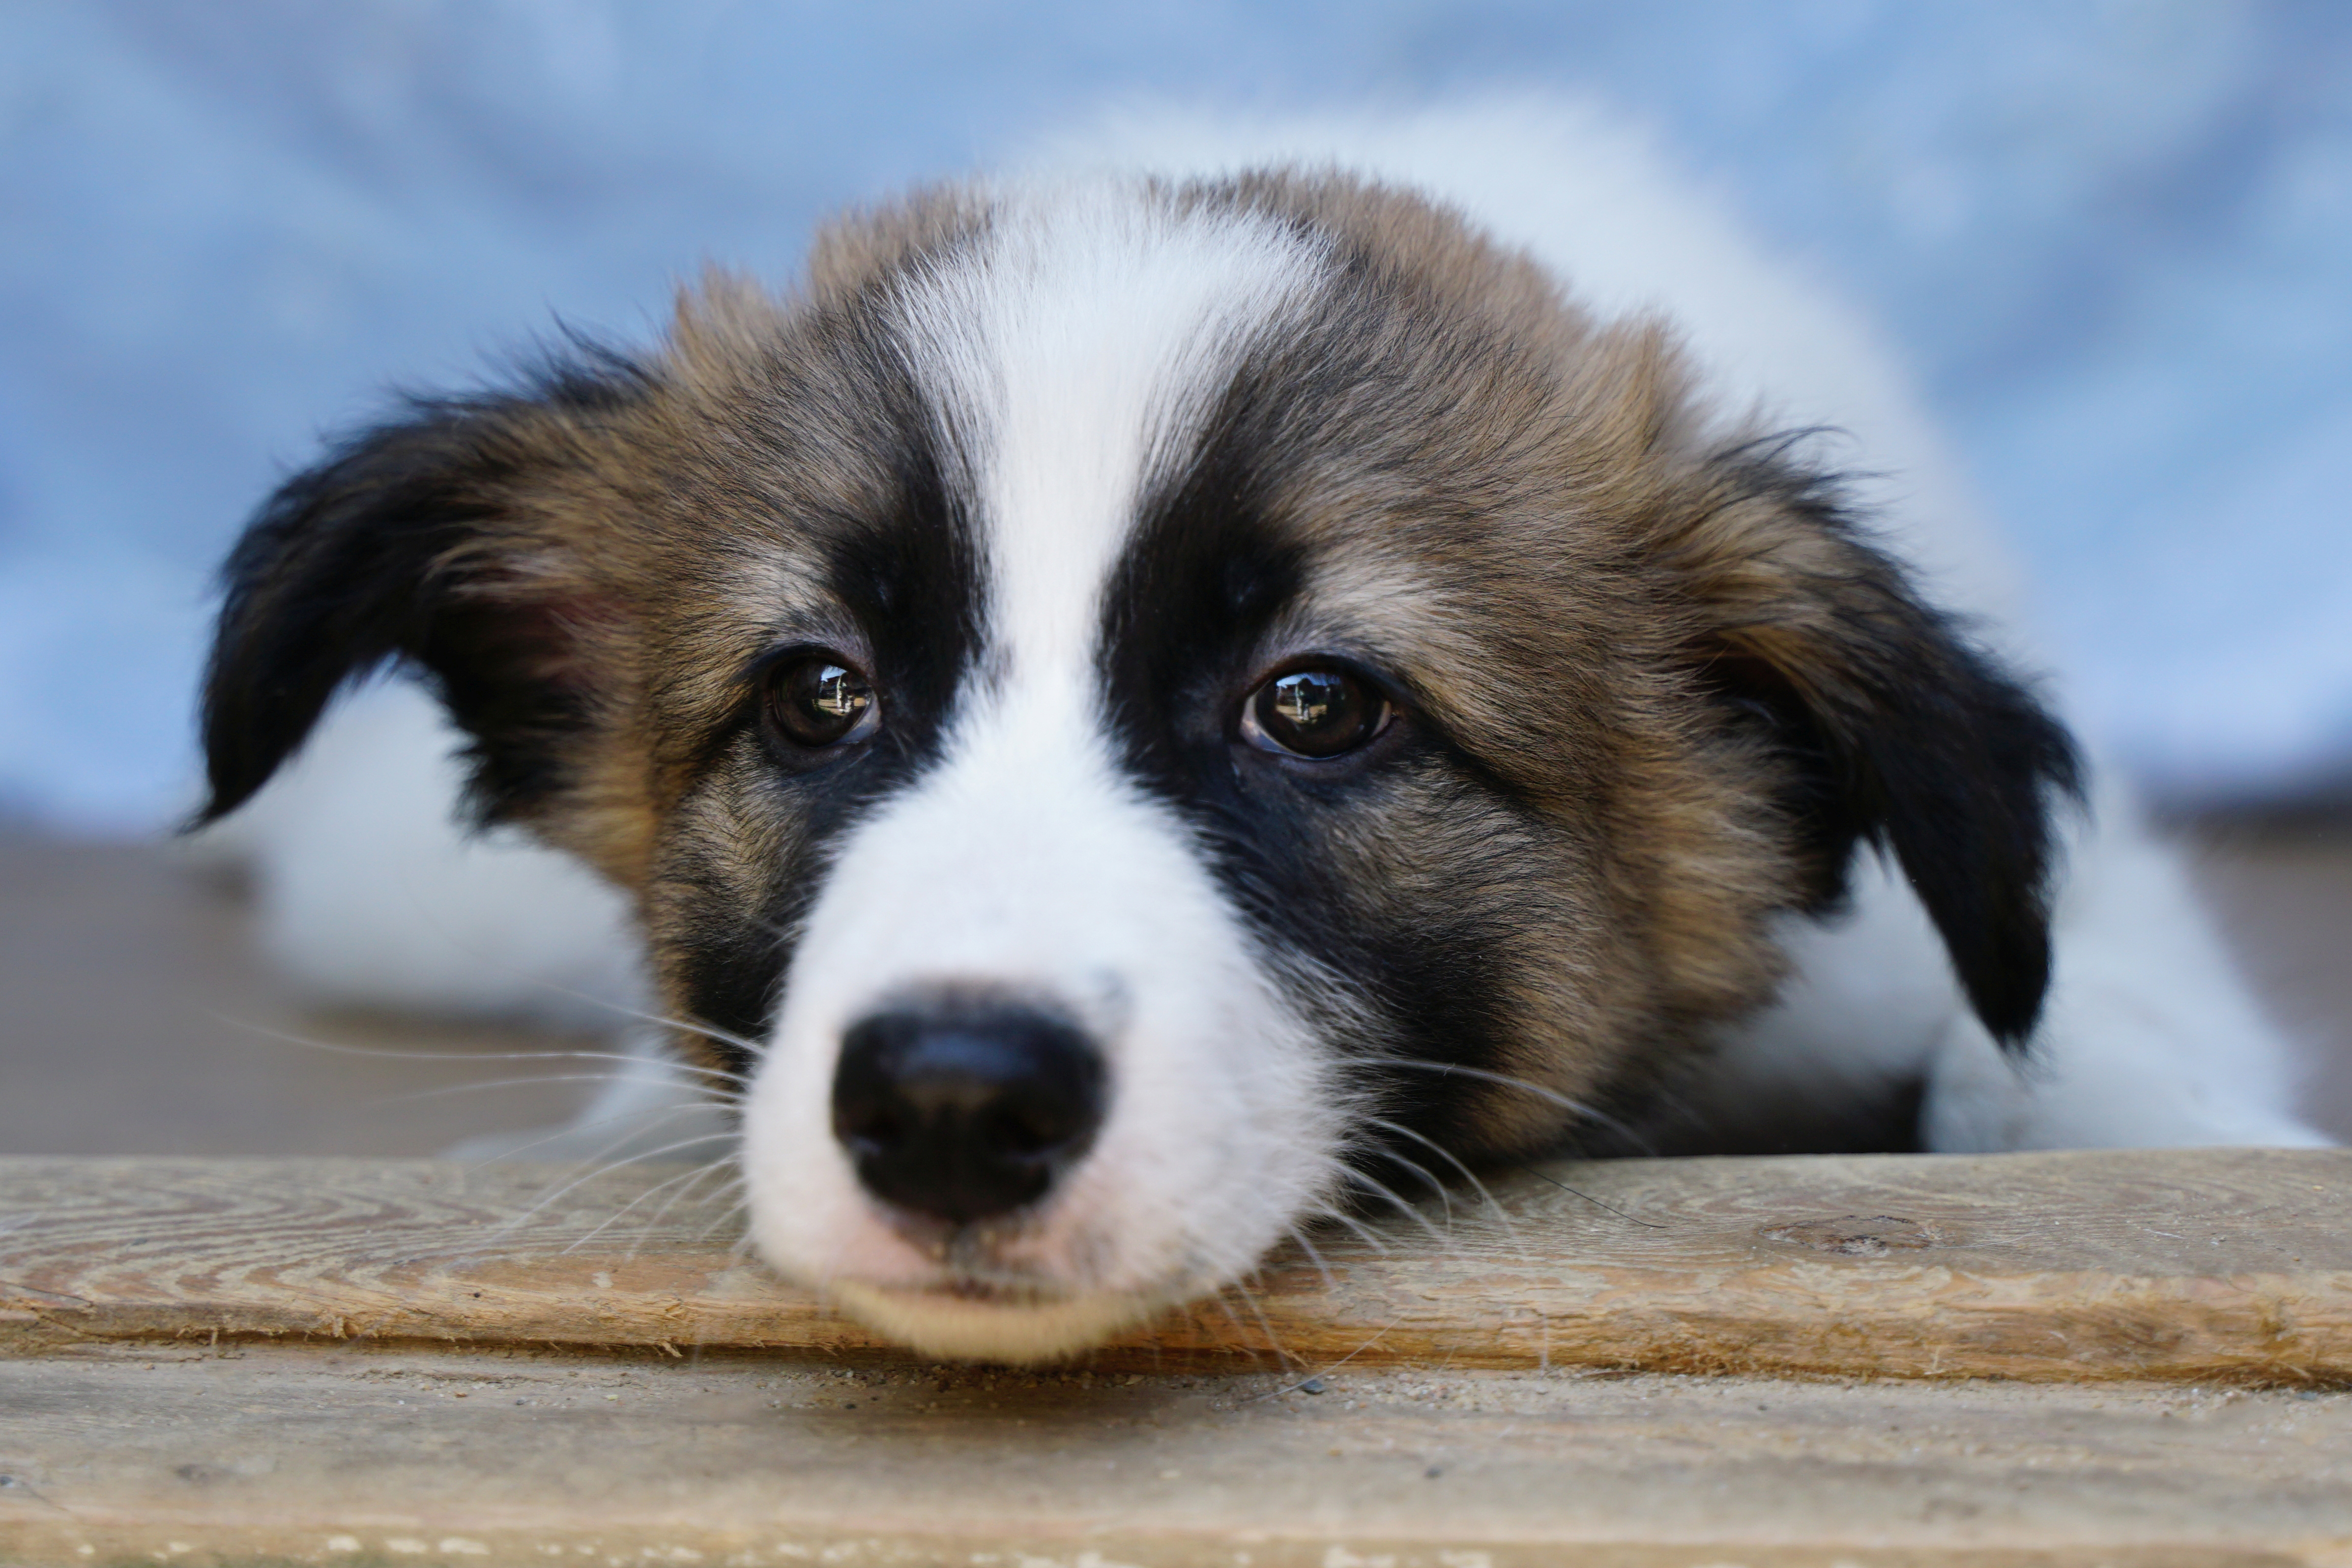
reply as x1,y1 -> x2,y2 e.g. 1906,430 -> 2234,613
0,829 -> 593,1155
1,818 -> 2348,1155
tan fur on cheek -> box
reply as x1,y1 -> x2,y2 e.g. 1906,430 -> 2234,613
1175,209 -> 1834,1158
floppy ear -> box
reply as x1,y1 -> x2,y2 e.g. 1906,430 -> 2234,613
196,364 -> 640,832
1663,439 -> 2083,1050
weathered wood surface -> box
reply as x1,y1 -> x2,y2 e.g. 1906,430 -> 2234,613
3,1149 -> 2350,1383
4,1345 -> 2349,1568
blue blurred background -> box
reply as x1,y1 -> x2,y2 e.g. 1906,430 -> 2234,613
5,0 -> 2349,832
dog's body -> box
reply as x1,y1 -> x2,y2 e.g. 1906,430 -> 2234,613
201,103 -> 2326,1363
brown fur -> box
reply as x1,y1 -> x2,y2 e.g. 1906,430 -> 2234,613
200,168 -> 2071,1170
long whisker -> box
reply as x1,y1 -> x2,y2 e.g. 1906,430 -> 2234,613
1358,1115 -> 1551,1368
481,1128 -> 748,1246
693,1191 -> 755,1246
311,888 -> 775,1068
1285,1224 -> 1338,1293
624,1161 -> 746,1258
536,995 -> 770,1070
202,1013 -> 752,1088
1228,1275 -> 1298,1369
559,1157 -> 740,1256
1342,1055 -> 1650,1149
1244,1314 -> 1403,1402
379,1073 -> 745,1107
1352,1142 -> 1452,1225
1211,1292 -> 1253,1353
1358,1115 -> 1521,1249
1336,1166 -> 1451,1249
1299,1199 -> 1393,1257
1522,1164 -> 1665,1229
441,1099 -> 719,1172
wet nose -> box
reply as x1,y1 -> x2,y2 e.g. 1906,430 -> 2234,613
831,1003 -> 1108,1225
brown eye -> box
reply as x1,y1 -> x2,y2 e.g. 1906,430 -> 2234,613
764,653 -> 879,750
1241,667 -> 1389,759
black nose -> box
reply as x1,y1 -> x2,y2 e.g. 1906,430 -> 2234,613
832,1003 -> 1108,1226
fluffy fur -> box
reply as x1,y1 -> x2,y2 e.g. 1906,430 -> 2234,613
197,102 -> 2329,1364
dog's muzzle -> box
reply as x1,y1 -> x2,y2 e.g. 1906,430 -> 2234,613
830,999 -> 1108,1226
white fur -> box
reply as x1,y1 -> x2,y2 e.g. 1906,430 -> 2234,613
1044,101 -> 2325,1153
742,188 -> 1348,1359
192,678 -> 643,1034
215,100 -> 2328,1363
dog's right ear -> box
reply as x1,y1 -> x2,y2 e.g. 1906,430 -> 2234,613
195,365 -> 642,832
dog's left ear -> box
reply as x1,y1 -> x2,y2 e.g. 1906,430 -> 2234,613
1657,439 -> 2083,1051
195,370 -> 636,834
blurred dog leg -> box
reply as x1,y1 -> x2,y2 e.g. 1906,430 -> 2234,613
192,679 -> 645,1034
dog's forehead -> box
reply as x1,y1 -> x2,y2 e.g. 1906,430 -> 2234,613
638,173 -> 1634,734
884,182 -> 1333,674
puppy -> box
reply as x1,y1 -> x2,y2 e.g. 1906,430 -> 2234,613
196,103 -> 2327,1362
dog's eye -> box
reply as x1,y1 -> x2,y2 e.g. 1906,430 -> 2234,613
1241,667 -> 1390,759
764,653 -> 880,750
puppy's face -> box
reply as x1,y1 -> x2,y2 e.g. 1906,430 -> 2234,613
200,174 -> 2074,1360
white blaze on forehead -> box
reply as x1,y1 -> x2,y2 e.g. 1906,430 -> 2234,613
895,182 -> 1328,683
737,187 -> 1347,1361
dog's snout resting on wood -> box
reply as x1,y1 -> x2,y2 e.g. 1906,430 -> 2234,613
193,102 -> 2329,1363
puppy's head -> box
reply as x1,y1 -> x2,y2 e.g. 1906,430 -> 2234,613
199,173 -> 2076,1360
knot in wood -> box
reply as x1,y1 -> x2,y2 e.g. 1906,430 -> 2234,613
1760,1215 -> 1938,1256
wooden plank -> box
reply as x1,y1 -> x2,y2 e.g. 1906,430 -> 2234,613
3,1344 -> 2348,1567
4,1149 -> 2350,1383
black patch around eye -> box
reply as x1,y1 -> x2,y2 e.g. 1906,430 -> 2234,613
665,348 -> 989,1061
1094,341 -> 1535,1163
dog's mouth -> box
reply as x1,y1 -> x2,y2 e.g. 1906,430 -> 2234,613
908,1272 -> 1062,1306
826,1274 -> 1165,1363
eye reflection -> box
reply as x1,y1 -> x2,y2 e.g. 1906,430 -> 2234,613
1242,666 -> 1389,759
765,653 -> 880,750
808,666 -> 867,721
1272,672 -> 1339,729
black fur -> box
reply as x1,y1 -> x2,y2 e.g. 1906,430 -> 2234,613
1698,447 -> 2084,1048
194,318 -> 992,1072
663,391 -> 988,1065
195,347 -> 653,830
1099,342 -> 1553,1167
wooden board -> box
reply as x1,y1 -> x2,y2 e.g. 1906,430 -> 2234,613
3,1344 -> 2349,1567
4,1149 -> 2350,1384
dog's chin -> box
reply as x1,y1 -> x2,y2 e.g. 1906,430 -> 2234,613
826,1278 -> 1168,1364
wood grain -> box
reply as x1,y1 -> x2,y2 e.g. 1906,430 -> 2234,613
5,1346 -> 2347,1568
3,1149 -> 2349,1383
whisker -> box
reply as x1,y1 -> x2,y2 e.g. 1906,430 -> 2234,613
1358,1115 -> 1522,1249
1299,1200 -> 1394,1257
1359,1115 -> 1551,1368
551,998 -> 771,1071
481,1128 -> 748,1246
1244,1314 -> 1403,1401
1522,1164 -> 1665,1229
440,1100 -> 720,1174
693,1191 -> 755,1246
1342,1056 -> 1651,1150
377,1072 -> 745,1108
1211,1291 -> 1253,1351
1285,1224 -> 1339,1293
294,903 -> 776,1067
1352,1141 -> 1452,1225
202,1013 -> 751,1088
1228,1276 -> 1298,1369
375,1110 -> 730,1268
1337,1166 -> 1452,1250
623,1160 -> 746,1258
559,1158 -> 739,1256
